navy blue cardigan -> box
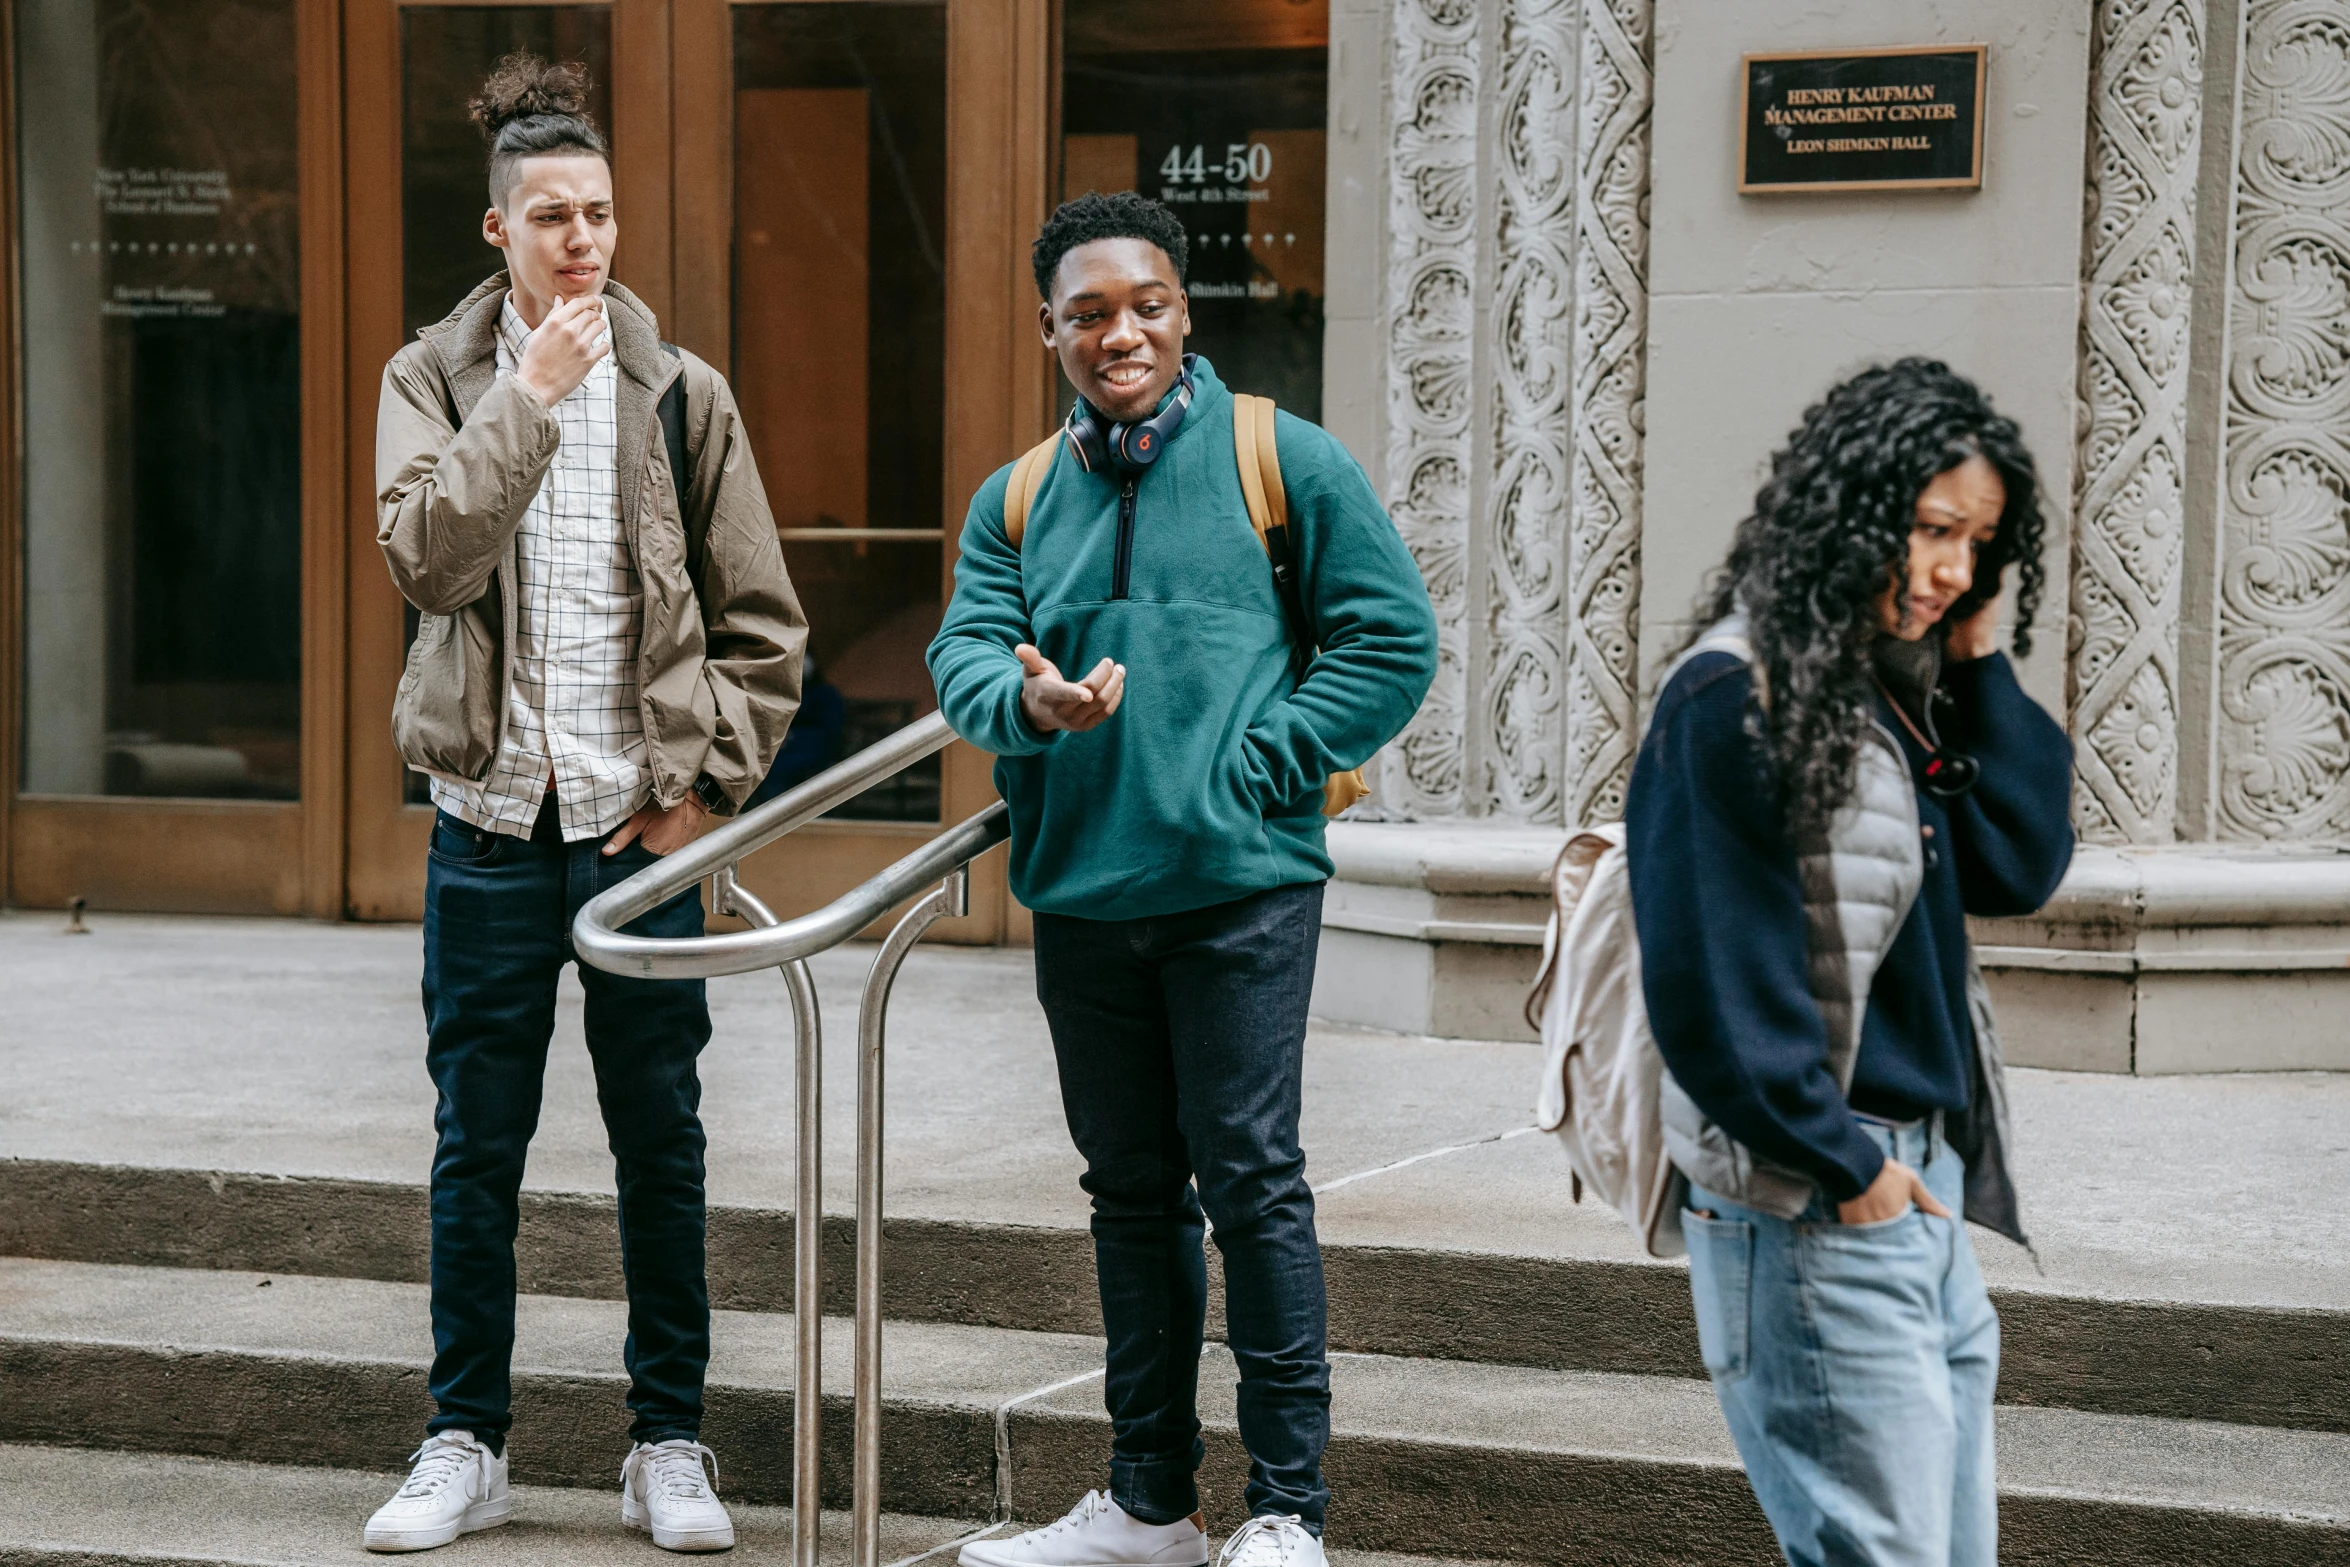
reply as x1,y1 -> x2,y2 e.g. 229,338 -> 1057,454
1624,649 -> 2073,1202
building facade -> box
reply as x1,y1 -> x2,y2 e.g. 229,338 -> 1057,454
1312,0 -> 2350,1071
3,0 -> 1335,940
5,0 -> 2347,1066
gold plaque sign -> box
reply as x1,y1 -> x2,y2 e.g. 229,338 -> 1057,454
1740,45 -> 1987,194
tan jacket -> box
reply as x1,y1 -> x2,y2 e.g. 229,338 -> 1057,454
377,275 -> 805,814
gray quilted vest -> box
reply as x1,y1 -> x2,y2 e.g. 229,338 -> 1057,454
1651,615 -> 2028,1248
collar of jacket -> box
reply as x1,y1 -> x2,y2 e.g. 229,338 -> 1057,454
419,272 -> 680,562
420,272 -> 677,421
1871,628 -> 1945,747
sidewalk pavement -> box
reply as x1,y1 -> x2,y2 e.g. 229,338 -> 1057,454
4,909 -> 2344,1312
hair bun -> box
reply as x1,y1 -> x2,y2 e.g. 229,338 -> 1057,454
468,52 -> 594,139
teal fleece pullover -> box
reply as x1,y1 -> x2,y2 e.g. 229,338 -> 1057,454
927,357 -> 1438,921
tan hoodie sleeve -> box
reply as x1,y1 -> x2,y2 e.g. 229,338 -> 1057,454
375,350 -> 560,615
681,359 -> 807,809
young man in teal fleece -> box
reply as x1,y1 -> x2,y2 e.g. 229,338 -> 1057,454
930,193 -> 1436,1567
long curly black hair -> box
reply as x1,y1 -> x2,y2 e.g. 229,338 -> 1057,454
1685,358 -> 2046,842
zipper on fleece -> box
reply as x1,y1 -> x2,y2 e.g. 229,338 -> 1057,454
1112,476 -> 1138,600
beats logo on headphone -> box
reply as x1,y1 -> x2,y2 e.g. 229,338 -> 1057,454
1064,354 -> 1198,475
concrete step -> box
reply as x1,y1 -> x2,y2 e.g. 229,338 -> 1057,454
0,1445 -> 1482,1567
1,1259 -> 2344,1566
8,1154 -> 2344,1436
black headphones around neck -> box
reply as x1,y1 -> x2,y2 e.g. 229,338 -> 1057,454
1064,355 -> 1198,475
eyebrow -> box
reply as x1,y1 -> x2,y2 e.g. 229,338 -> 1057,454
1063,280 -> 1173,302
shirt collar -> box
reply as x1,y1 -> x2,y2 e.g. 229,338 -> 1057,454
496,296 -> 531,369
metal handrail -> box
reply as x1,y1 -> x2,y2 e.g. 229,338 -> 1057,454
574,710 -> 1012,1567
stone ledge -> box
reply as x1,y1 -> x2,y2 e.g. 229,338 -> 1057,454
1319,826 -> 2350,1069
1975,845 -> 2350,1074
1316,824 -> 1560,1040
1325,820 -> 1562,896
1993,843 -> 2350,929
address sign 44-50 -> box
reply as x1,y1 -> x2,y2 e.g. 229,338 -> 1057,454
1160,142 -> 1275,186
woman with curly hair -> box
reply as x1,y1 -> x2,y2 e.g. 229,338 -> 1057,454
1625,358 -> 2073,1567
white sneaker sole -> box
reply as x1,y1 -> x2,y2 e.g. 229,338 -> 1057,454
623,1494 -> 737,1552
362,1494 -> 511,1552
957,1545 -> 1208,1567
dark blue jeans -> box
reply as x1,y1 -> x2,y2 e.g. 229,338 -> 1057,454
1033,881 -> 1331,1534
421,799 -> 712,1452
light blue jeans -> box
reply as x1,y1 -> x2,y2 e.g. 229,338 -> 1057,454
1684,1117 -> 1998,1567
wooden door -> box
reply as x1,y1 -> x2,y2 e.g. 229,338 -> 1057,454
340,0 -> 1043,929
668,0 -> 1048,943
341,0 -> 673,919
0,0 -> 343,917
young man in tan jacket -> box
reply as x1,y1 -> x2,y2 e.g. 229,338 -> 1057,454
365,56 -> 803,1555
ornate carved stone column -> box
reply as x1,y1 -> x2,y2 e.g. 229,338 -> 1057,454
2071,0 -> 2207,844
1373,0 -> 1652,825
1379,0 -> 1481,819
2213,2 -> 2350,842
1480,0 -> 1573,822
1560,0 -> 1652,826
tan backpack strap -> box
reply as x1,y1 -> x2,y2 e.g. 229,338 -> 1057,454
1002,432 -> 1063,548
1231,393 -> 1288,550
1232,392 -> 1369,819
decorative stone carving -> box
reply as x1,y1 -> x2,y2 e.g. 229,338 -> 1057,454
2215,2 -> 2350,841
2070,0 -> 2205,843
1561,0 -> 1651,825
1481,0 -> 1575,822
1378,0 -> 1483,818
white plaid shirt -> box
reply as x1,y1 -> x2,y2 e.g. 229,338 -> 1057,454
430,298 -> 650,842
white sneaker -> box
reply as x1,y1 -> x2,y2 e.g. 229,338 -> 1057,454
362,1430 -> 510,1552
958,1490 -> 1209,1567
620,1439 -> 736,1552
1216,1516 -> 1325,1567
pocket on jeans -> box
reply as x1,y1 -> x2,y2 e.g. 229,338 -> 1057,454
1683,1209 -> 1754,1382
428,814 -> 499,867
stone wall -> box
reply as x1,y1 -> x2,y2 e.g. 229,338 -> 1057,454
1324,0 -> 1651,829
1314,0 -> 2350,1065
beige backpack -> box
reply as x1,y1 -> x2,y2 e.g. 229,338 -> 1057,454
1527,823 -> 1686,1260
1000,393 -> 1369,819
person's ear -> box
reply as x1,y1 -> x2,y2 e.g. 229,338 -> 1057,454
1038,298 -> 1057,350
1179,292 -> 1192,339
483,206 -> 509,252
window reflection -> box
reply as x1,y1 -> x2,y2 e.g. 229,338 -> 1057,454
396,6 -> 613,805
1060,0 -> 1328,420
734,3 -> 947,823
17,0 -> 301,798
401,7 -> 612,341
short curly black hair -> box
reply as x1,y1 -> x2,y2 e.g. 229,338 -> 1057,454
1032,191 -> 1188,300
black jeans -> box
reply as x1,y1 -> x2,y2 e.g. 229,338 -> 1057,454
1033,881 -> 1331,1534
420,798 -> 712,1451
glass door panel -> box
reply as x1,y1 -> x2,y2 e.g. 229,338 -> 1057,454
1060,0 -> 1328,418
342,0 -> 636,918
402,9 -> 615,342
16,0 -> 303,800
733,3 -> 947,822
395,6 -> 615,806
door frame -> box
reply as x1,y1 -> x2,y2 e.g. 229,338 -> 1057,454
341,0 -> 673,919
0,0 -> 347,918
340,0 -> 1051,932
670,0 -> 1050,944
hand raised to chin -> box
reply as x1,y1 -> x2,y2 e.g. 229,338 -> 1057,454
516,293 -> 610,409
